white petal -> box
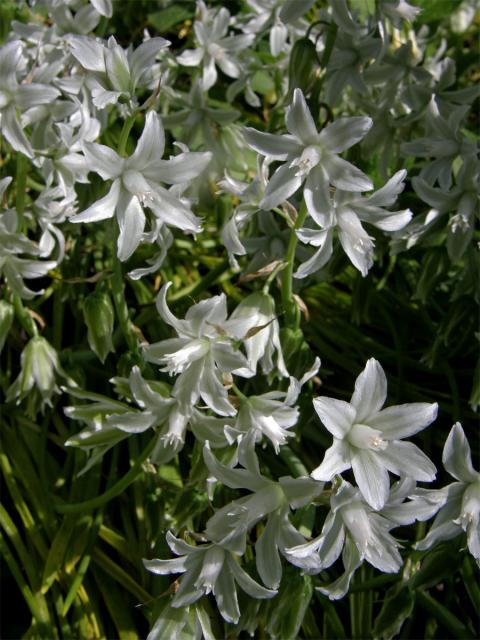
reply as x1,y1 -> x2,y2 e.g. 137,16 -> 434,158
442,422 -> 479,483
318,117 -> 373,153
381,441 -> 437,482
69,179 -> 120,223
270,22 -> 288,56
350,358 -> 387,423
143,151 -> 212,184
286,89 -> 317,144
82,141 -> 122,180
327,155 -> 373,192
143,557 -> 188,575
116,193 -> 146,261
226,554 -> 277,598
243,128 -> 302,160
129,111 -> 165,171
213,564 -> 239,624
260,163 -> 303,210
312,397 -> 356,438
177,48 -> 204,66
351,449 -> 390,510
369,402 -> 438,439
255,514 -> 282,589
311,439 -> 351,481
304,167 -> 333,227
69,36 -> 105,73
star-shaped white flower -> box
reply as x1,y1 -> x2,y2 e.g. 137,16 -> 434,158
311,358 -> 437,510
243,89 -> 373,217
70,111 -> 211,261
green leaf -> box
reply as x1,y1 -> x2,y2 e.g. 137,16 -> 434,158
373,583 -> 415,639
148,5 -> 194,32
265,568 -> 313,640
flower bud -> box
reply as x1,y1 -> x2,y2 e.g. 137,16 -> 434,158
7,336 -> 61,406
83,291 -> 115,363
288,37 -> 317,97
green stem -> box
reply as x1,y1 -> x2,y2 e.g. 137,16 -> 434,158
117,113 -> 137,157
281,200 -> 308,328
416,590 -> 475,639
54,437 -> 156,514
461,555 -> 480,613
169,259 -> 231,302
12,294 -> 38,337
16,153 -> 28,230
0,532 -> 51,631
279,446 -> 308,477
110,223 -> 139,355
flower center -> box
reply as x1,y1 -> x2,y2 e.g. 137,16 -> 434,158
348,423 -> 387,451
290,146 -> 321,178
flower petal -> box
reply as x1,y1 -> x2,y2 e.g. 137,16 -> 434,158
311,439 -> 351,481
243,128 -> 302,160
69,179 -> 120,223
350,358 -> 387,423
226,554 -> 277,599
116,192 -> 145,261
260,163 -> 303,210
319,116 -> 373,154
368,402 -> 438,439
442,422 -> 479,482
83,141 -> 123,180
313,397 -> 356,438
381,441 -> 437,482
286,89 -> 317,143
351,449 -> 390,510
129,111 -> 165,171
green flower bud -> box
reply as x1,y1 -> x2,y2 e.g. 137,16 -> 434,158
7,336 -> 61,406
0,300 -> 14,355
288,37 -> 317,97
83,291 -> 115,363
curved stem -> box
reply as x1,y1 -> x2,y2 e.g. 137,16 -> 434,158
117,113 -> 136,157
54,437 -> 156,514
281,200 -> 308,328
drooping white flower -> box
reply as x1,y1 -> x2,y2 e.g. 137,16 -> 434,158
295,170 -> 413,278
69,111 -> 211,261
311,358 -> 437,510
244,89 -> 373,216
203,437 -> 323,588
144,531 -> 276,624
144,283 -> 249,416
226,358 -> 320,453
286,479 -> 404,599
416,423 -> 480,564
0,40 -> 60,157
0,199 -> 56,299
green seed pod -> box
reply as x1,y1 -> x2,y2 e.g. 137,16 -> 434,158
0,300 -> 14,355
288,37 -> 317,97
83,291 -> 115,363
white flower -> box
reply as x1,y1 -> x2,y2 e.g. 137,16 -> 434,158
295,170 -> 413,278
144,532 -> 276,624
0,204 -> 56,300
226,358 -> 320,453
416,423 -> 480,563
226,290 -> 287,377
203,437 -> 323,588
69,34 -> 170,109
69,111 -> 211,261
177,0 -> 254,91
144,283 -> 249,416
244,89 -> 373,216
311,358 -> 437,510
286,480 -> 403,600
